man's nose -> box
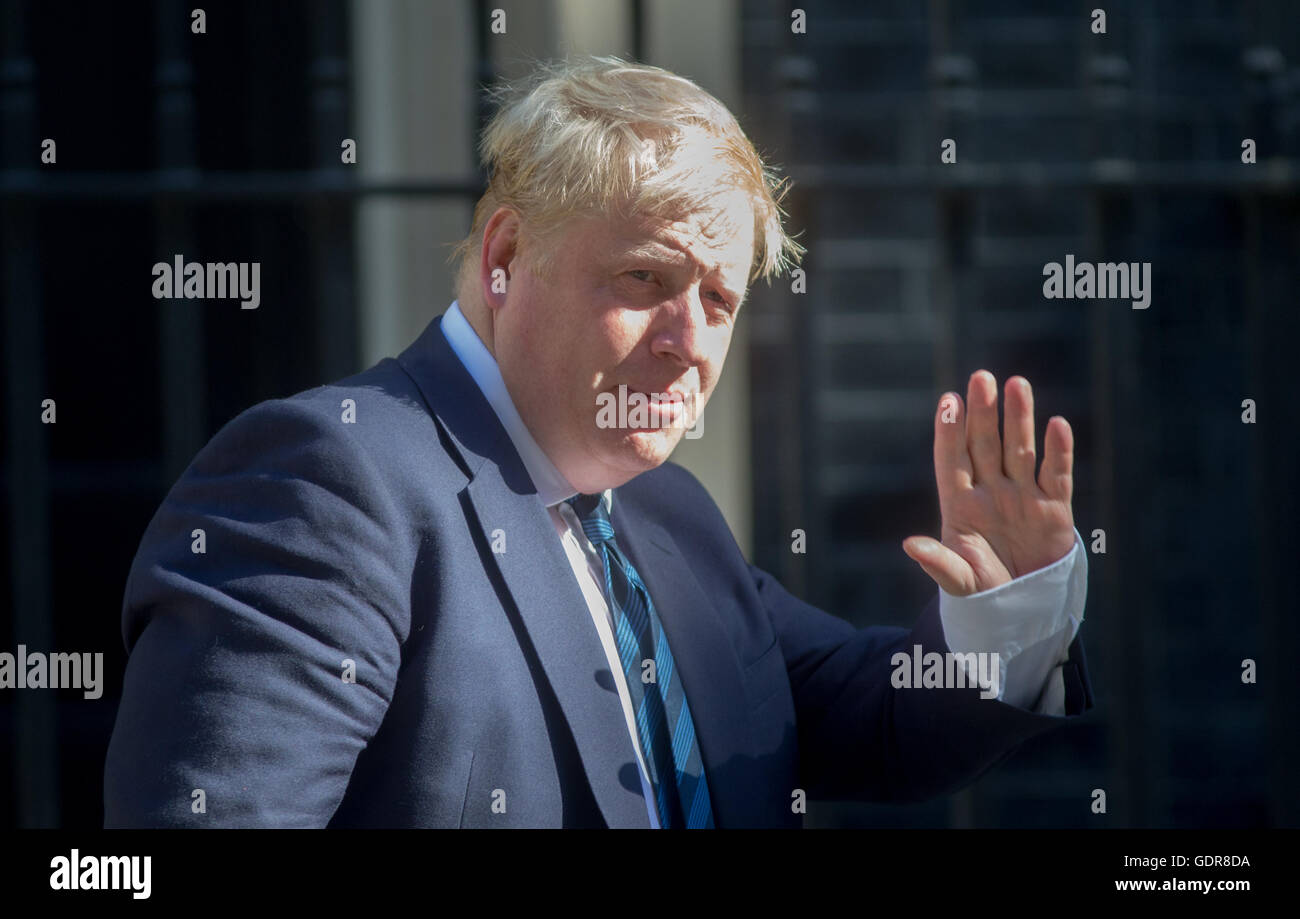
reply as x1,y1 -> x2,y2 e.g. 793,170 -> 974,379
649,288 -> 710,367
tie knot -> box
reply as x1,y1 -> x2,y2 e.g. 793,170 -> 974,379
565,493 -> 615,545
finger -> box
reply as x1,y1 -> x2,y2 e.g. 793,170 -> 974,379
1038,415 -> 1074,503
933,391 -> 972,500
902,536 -> 977,596
1002,375 -> 1037,485
965,370 -> 1003,484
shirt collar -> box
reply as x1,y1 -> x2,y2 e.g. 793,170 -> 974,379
439,300 -> 611,514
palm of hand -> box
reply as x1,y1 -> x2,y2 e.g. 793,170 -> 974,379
903,371 -> 1076,596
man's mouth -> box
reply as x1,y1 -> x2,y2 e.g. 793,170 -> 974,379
603,385 -> 700,430
642,393 -> 684,426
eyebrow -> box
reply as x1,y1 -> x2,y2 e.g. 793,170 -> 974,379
621,240 -> 746,307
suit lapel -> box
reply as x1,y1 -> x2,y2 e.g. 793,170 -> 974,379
397,315 -> 649,828
612,502 -> 756,829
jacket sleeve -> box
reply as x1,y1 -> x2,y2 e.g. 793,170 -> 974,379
750,563 -> 1094,804
104,398 -> 411,827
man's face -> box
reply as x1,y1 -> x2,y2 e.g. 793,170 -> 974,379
488,192 -> 755,494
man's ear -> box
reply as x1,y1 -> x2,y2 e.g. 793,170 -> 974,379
479,207 -> 521,309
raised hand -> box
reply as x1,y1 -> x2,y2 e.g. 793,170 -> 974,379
902,370 -> 1076,597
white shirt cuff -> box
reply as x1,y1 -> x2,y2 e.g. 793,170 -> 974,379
937,527 -> 1088,712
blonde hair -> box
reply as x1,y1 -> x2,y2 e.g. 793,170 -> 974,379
449,54 -> 804,296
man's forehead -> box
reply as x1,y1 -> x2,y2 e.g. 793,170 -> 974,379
610,211 -> 754,276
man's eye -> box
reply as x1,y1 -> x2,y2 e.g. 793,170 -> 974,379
706,290 -> 737,314
629,269 -> 655,283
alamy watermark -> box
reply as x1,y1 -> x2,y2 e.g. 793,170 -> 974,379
152,254 -> 261,309
891,645 -> 1001,700
50,849 -> 151,899
1042,254 -> 1151,309
0,645 -> 103,699
596,383 -> 703,439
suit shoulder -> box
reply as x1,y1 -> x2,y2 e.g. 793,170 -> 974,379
123,360 -> 436,638
226,357 -> 429,437
194,356 -> 446,480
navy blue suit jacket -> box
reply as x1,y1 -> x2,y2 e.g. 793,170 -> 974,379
104,313 -> 1094,828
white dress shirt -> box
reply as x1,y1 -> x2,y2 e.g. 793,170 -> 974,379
438,299 -> 1087,827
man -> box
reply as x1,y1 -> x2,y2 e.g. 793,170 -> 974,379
104,56 -> 1092,828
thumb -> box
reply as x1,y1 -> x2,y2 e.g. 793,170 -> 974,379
902,536 -> 975,596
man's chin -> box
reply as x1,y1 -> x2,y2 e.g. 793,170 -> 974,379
609,427 -> 683,472
568,427 -> 685,493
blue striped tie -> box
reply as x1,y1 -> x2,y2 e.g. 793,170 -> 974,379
566,493 -> 715,829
